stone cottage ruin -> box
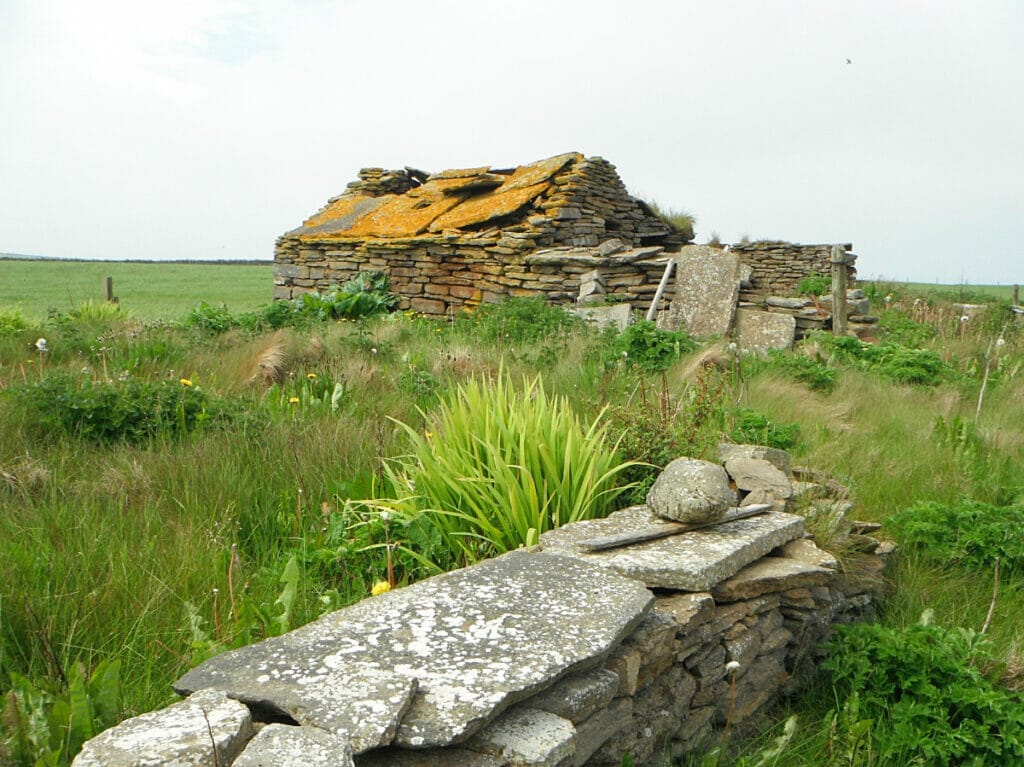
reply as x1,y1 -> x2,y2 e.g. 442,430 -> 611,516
274,152 -> 870,346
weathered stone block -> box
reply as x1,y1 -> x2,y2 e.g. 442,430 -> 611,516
525,668 -> 619,724
465,707 -> 575,767
667,246 -> 741,337
647,458 -> 736,524
234,724 -> 354,767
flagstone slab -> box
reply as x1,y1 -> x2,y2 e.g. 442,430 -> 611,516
233,724 -> 354,767
72,689 -> 253,767
667,246 -> 740,337
539,507 -> 805,591
175,551 -> 652,749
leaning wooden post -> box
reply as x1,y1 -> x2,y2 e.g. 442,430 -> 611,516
830,245 -> 848,336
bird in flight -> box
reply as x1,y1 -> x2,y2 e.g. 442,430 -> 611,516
846,58 -> 852,64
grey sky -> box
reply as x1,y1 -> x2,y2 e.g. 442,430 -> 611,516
2,1 -> 1021,283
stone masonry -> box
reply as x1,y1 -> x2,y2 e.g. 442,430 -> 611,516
74,448 -> 889,767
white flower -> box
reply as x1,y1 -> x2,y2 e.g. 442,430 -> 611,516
726,661 -> 741,673
371,347 -> 378,355
960,315 -> 970,323
621,351 -> 628,358
996,337 -> 1006,348
728,342 -> 738,353
380,511 -> 390,523
35,337 -> 48,352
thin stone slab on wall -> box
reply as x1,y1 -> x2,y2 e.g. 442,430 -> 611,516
74,450 -> 889,767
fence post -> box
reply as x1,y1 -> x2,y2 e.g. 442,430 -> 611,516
1014,284 -> 1020,306
105,276 -> 114,302
830,245 -> 848,336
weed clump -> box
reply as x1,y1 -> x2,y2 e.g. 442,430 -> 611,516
603,320 -> 697,374
824,617 -> 1024,765
10,373 -> 232,444
888,497 -> 1024,573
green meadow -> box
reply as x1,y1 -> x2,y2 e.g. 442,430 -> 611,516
0,258 -> 273,321
1,261 -> 1023,765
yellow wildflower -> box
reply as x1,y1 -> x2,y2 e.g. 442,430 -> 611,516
307,373 -> 317,379
371,580 -> 392,596
288,396 -> 300,404
180,378 -> 193,387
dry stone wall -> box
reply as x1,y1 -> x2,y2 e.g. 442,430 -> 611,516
74,449 -> 890,767
730,241 -> 857,299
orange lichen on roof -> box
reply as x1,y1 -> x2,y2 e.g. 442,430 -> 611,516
500,152 -> 581,191
428,182 -> 549,232
292,152 -> 585,240
302,194 -> 376,228
341,190 -> 464,238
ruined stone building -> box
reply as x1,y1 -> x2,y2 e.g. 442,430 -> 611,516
273,152 -> 865,342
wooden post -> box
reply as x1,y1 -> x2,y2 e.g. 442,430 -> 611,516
1014,284 -> 1020,307
830,245 -> 848,336
645,259 -> 676,322
105,276 -> 114,302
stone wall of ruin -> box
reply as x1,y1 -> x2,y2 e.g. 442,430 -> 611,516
731,241 -> 857,298
273,238 -> 678,318
75,452 -> 889,767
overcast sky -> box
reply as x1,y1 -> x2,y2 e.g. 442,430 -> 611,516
2,1 -> 1021,283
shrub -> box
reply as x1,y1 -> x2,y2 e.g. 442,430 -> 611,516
646,201 -> 696,240
756,350 -> 837,391
729,408 -> 801,450
879,310 -> 936,348
367,373 -> 636,569
468,296 -> 583,345
796,272 -> 831,297
183,301 -> 235,334
0,306 -> 30,336
10,373 -> 229,444
887,497 -> 1024,573
604,320 -> 697,374
824,618 -> 1024,765
295,271 -> 399,321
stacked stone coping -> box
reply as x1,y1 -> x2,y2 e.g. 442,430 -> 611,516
74,447 -> 890,767
273,153 -> 690,318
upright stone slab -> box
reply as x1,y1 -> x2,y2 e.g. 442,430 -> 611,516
539,506 -> 805,591
734,308 -> 796,353
175,551 -> 653,749
667,246 -> 740,337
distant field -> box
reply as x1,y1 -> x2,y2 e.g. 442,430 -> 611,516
0,259 -> 274,320
897,281 -> 1018,302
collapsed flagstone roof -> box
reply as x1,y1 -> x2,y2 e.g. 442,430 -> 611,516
283,152 -> 682,247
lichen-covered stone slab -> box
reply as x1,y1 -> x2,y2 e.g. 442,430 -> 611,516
233,724 -> 354,767
735,308 -> 796,353
176,551 -> 652,749
724,456 -> 792,497
539,507 -> 805,591
717,443 -> 791,475
647,457 -> 736,524
667,246 -> 740,337
525,668 -> 619,724
72,689 -> 253,767
712,557 -> 834,601
180,666 -> 416,754
465,707 -> 576,767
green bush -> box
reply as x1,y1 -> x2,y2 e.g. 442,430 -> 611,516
604,320 -> 696,374
0,306 -> 30,336
756,350 -> 837,391
796,272 -> 831,297
729,408 -> 801,450
810,332 -> 951,386
10,374 -> 229,444
824,618 -> 1024,765
879,310 -> 936,348
295,271 -> 399,321
367,373 -> 636,569
468,296 -> 583,345
887,497 -> 1024,573
183,301 -> 235,334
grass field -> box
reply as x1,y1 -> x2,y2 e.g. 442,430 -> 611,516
1,260 -> 1023,765
0,259 -> 273,321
